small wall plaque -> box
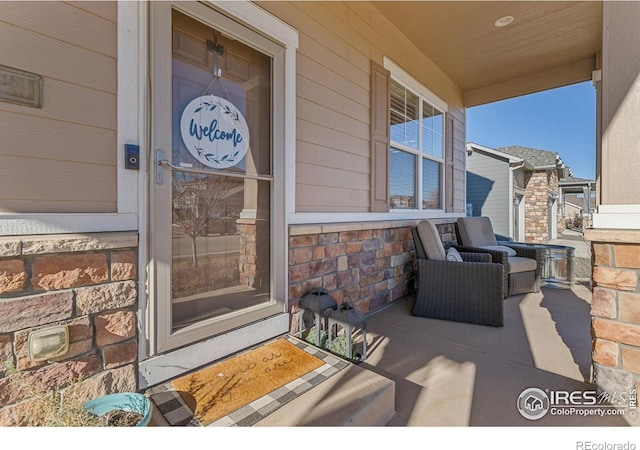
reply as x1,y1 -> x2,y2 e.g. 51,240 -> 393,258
0,64 -> 43,108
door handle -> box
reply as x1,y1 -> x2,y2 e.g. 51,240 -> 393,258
156,149 -> 165,185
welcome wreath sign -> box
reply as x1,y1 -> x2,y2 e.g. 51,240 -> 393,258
180,95 -> 250,169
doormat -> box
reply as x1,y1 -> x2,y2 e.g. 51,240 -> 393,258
147,336 -> 348,426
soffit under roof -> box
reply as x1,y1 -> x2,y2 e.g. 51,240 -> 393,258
371,1 -> 602,106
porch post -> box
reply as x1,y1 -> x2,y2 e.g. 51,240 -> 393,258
587,1 -> 640,425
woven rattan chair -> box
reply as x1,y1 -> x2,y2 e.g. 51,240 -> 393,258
455,217 -> 542,298
411,220 -> 505,327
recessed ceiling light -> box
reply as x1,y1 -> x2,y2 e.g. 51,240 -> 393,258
495,15 -> 514,27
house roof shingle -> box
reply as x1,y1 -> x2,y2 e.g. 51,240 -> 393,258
560,176 -> 595,184
496,145 -> 560,169
471,143 -> 595,182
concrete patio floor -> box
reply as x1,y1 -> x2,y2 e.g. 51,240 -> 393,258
252,280 -> 636,428
360,283 -> 634,426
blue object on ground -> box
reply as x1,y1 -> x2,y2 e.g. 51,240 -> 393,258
84,392 -> 152,427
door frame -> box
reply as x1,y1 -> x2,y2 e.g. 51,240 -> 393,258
141,1 -> 297,387
513,190 -> 525,241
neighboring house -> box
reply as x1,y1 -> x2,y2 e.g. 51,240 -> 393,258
0,1 -> 639,421
563,199 -> 584,225
559,176 -> 596,230
465,143 -> 567,243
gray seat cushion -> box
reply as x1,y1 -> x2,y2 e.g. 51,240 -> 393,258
480,245 -> 517,256
417,220 -> 446,261
508,256 -> 537,274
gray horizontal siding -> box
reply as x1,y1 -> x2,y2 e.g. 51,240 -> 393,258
466,150 -> 511,239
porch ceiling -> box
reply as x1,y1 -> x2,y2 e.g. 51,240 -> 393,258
372,1 -> 602,106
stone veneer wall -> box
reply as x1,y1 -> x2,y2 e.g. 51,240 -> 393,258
587,228 -> 640,421
524,170 -> 559,243
0,232 -> 139,426
288,220 -> 459,330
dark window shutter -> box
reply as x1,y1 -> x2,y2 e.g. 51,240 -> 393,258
445,113 -> 455,212
370,61 -> 390,212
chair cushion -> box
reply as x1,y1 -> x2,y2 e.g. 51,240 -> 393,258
481,245 -> 517,257
508,256 -> 537,274
417,220 -> 446,261
446,247 -> 463,262
457,217 -> 498,247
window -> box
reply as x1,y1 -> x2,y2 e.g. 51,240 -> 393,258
389,78 -> 444,210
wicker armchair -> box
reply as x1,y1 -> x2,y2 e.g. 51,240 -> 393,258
411,220 -> 505,327
455,217 -> 542,298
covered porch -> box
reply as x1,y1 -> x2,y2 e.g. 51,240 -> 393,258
256,284 -> 633,427
147,228 -> 629,427
147,282 -> 633,427
2,1 -> 640,435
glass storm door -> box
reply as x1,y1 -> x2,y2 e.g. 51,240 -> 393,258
151,3 -> 285,353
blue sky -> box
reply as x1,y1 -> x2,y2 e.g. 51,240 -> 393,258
466,81 -> 596,180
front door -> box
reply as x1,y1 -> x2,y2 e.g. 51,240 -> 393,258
150,2 -> 286,354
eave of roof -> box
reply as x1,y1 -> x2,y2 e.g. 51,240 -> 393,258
559,176 -> 595,184
466,142 -> 522,163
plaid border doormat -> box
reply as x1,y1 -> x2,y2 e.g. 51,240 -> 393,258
146,336 -> 349,426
